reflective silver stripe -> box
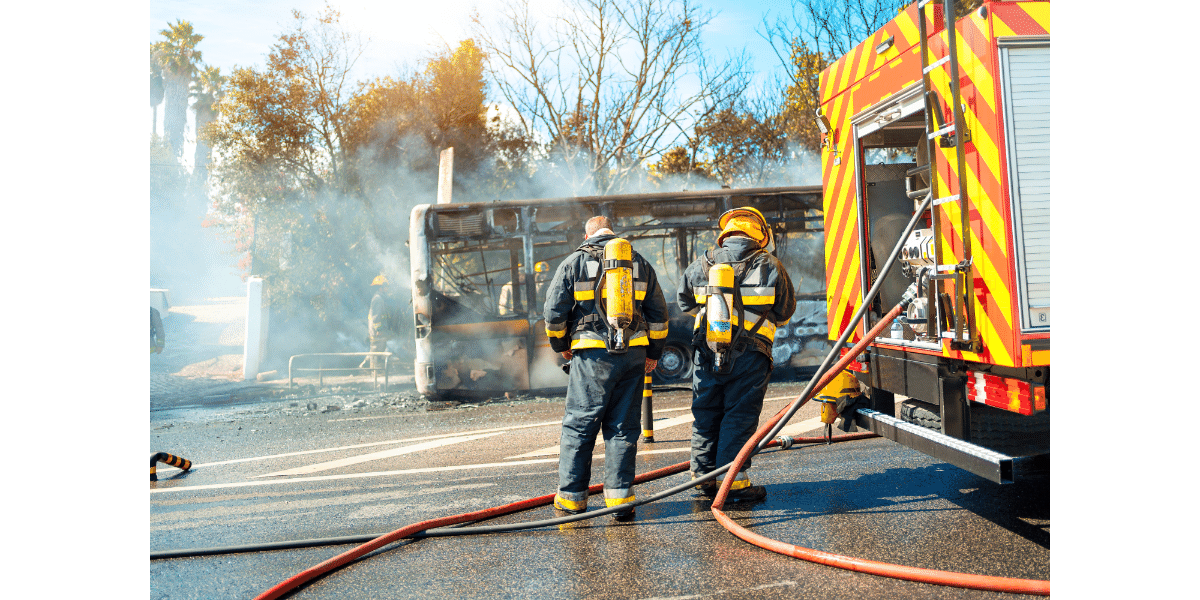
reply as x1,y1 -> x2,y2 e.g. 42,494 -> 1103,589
634,281 -> 648,292
546,321 -> 568,332
648,321 -> 668,332
573,282 -> 594,292
586,261 -> 599,278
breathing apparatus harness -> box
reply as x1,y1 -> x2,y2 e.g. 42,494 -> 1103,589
696,248 -> 771,374
569,237 -> 643,355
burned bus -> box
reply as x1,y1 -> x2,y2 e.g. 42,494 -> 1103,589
409,186 -> 828,397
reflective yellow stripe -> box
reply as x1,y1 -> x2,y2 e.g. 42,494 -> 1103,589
648,328 -> 668,339
604,495 -> 636,508
571,338 -> 649,350
741,295 -> 775,305
546,328 -> 567,338
554,494 -> 588,512
577,289 -> 647,300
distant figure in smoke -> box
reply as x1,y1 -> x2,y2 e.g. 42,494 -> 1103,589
359,275 -> 394,371
150,307 -> 165,354
498,261 -> 552,316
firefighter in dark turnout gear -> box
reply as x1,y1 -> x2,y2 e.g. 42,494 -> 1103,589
678,207 -> 796,502
544,216 -> 670,520
359,275 -> 394,371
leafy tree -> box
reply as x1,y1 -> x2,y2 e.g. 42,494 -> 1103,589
474,0 -> 749,195
153,20 -> 204,159
647,145 -> 711,185
694,106 -> 790,187
203,6 -> 369,320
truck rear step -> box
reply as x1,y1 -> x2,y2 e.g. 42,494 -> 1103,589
853,408 -> 1047,484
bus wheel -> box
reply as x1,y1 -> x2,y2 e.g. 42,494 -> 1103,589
654,342 -> 692,382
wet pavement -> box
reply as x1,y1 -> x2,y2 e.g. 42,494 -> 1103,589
149,297 -> 1049,600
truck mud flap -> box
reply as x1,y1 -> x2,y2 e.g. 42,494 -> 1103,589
854,408 -> 1045,484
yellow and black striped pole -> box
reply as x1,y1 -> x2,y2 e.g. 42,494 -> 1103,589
641,375 -> 654,443
151,452 -> 192,481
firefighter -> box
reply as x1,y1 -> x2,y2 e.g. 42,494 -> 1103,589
678,207 -> 796,502
150,307 -> 165,354
358,274 -> 393,371
544,216 -> 669,520
498,261 -> 552,316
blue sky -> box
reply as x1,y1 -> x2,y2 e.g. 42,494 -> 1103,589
149,0 -> 798,118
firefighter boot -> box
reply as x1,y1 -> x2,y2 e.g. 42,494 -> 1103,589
606,493 -> 636,522
691,472 -> 718,498
724,473 -> 766,506
553,492 -> 588,515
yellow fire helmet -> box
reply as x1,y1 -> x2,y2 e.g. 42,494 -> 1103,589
717,206 -> 772,249
534,261 -> 550,273
371,274 -> 388,286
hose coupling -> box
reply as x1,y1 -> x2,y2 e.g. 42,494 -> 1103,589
775,435 -> 794,450
151,452 -> 192,481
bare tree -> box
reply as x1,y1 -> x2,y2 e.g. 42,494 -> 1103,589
474,0 -> 749,195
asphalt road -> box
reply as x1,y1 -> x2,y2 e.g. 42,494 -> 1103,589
149,378 -> 1050,600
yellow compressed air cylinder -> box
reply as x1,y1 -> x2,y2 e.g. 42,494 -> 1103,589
604,238 -> 634,350
706,263 -> 735,370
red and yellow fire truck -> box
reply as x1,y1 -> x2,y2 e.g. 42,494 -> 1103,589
818,0 -> 1049,483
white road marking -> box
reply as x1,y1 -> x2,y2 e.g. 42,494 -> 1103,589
153,420 -> 564,473
254,432 -> 505,477
775,416 -> 825,437
151,417 -> 830,494
505,413 -> 697,459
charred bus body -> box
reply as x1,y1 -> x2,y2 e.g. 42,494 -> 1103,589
818,0 -> 1049,483
410,187 -> 826,397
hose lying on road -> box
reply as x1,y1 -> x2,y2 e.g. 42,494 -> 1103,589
173,191 -> 1049,597
708,302 -> 1051,596
701,188 -> 1048,596
248,433 -> 875,600
151,432 -> 875,560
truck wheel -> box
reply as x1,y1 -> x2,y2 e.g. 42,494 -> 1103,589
899,399 -> 941,431
969,404 -> 1050,456
654,342 -> 693,383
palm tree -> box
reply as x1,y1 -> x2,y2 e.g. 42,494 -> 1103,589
153,20 -> 203,160
191,65 -> 225,179
150,47 -> 164,136
189,65 -> 226,217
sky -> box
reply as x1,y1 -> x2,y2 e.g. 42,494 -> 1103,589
149,0 -> 799,158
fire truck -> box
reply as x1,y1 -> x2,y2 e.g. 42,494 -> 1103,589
818,0 -> 1049,483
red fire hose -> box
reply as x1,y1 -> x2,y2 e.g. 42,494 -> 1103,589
256,302 -> 1047,598
709,302 -> 1051,596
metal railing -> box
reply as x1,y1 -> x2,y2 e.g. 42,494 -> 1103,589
288,352 -> 394,390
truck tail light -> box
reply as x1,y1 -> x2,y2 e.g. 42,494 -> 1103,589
966,370 -> 1046,415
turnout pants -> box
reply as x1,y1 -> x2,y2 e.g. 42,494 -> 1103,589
690,350 -> 773,480
557,347 -> 646,503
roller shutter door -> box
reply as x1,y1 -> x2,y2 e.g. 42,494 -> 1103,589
1001,44 -> 1049,332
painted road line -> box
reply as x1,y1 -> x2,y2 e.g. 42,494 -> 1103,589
505,413 -> 698,459
151,419 -> 836,495
776,416 -> 825,437
152,445 -> 700,495
255,432 -> 505,478
153,420 -> 564,473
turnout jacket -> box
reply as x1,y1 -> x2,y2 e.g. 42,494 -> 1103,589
543,233 -> 670,360
678,236 -> 796,360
